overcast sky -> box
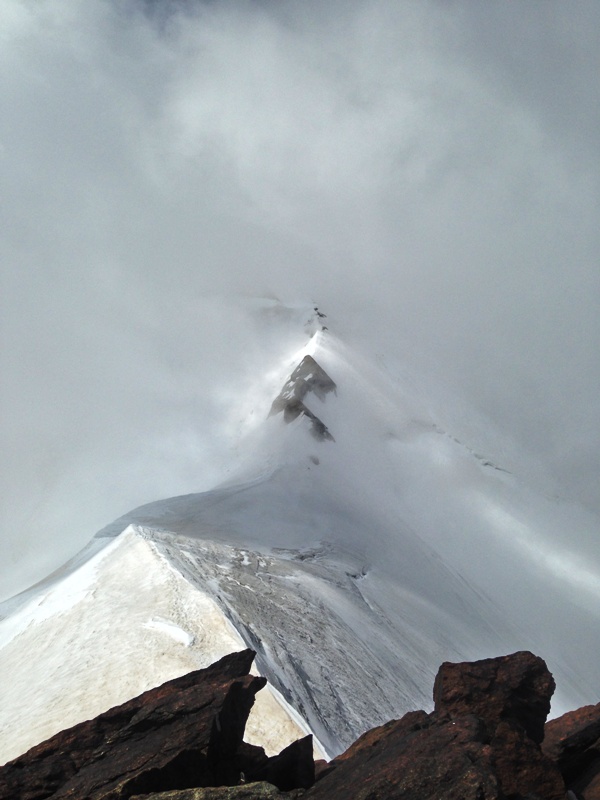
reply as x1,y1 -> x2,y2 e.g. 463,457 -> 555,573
1,0 -> 599,599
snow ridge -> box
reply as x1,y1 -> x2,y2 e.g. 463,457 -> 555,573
1,321 -> 599,766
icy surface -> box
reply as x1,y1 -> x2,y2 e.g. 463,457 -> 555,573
0,527 -> 315,765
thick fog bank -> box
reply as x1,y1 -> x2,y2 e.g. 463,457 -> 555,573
1,0 -> 598,599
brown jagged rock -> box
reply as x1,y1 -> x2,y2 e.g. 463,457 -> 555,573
0,646 -> 582,800
313,759 -> 335,782
305,711 -> 500,799
433,650 -> 555,744
304,651 -> 565,800
488,719 -> 564,799
130,783 -> 304,799
0,650 -> 266,800
543,701 -> 600,799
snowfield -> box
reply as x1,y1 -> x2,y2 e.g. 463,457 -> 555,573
0,526 -> 316,765
1,323 -> 599,765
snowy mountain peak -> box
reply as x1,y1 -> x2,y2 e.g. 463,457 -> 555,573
2,312 -> 600,767
269,354 -> 337,442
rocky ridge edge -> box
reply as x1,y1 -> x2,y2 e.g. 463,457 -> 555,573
1,650 -> 598,799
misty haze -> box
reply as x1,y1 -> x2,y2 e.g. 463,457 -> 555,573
0,0 -> 599,787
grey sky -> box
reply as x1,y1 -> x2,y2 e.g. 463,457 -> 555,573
1,0 -> 598,599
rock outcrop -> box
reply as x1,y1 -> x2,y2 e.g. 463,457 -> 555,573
433,649 -> 555,744
543,701 -> 600,799
269,355 -> 336,441
0,650 -> 307,800
131,785 -> 303,799
2,648 -> 599,799
307,651 -> 565,800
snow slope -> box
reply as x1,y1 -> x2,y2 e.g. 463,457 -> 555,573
0,526 -> 316,765
1,316 -> 599,764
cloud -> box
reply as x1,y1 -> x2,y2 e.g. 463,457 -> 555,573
1,0 -> 598,598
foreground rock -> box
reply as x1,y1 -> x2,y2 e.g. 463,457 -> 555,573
307,651 -> 565,800
433,647 -> 555,744
131,784 -> 303,799
3,648 -> 597,799
0,650 -> 297,800
543,701 -> 600,799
